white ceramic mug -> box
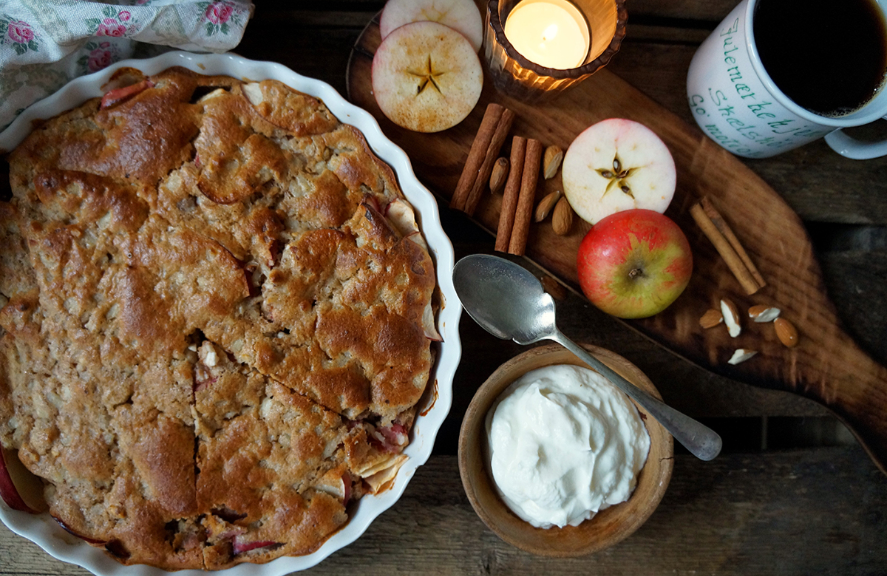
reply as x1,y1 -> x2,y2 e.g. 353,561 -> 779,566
686,0 -> 887,159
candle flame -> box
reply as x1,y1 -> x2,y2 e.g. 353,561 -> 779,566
541,24 -> 559,42
504,0 -> 591,69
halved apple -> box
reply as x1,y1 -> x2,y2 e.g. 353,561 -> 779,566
372,21 -> 482,133
563,118 -> 676,225
380,0 -> 484,52
0,446 -> 46,514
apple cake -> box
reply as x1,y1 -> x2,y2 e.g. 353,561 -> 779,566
0,67 -> 439,569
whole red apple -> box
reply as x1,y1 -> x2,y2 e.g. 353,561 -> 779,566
577,209 -> 692,319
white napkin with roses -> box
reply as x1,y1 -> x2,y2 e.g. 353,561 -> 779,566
0,0 -> 254,131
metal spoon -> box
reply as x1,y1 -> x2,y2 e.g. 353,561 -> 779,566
453,254 -> 722,461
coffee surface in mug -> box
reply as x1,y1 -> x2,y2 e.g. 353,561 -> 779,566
754,0 -> 887,117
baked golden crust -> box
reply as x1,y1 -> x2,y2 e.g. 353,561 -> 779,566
0,67 -> 436,569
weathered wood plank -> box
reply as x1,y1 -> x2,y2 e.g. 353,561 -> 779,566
250,0 -> 739,22
817,250 -> 887,364
236,27 -> 363,96
625,0 -> 737,20
3,450 -> 885,575
621,24 -> 711,43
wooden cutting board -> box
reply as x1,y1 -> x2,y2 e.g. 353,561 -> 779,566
346,10 -> 887,474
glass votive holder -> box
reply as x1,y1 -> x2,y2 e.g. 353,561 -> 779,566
484,0 -> 628,103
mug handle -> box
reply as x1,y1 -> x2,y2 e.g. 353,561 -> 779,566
824,116 -> 887,160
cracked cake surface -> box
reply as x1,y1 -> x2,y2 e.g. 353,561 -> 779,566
0,67 -> 437,569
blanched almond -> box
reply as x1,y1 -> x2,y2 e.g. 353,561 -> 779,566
749,304 -> 780,322
699,309 -> 723,329
774,317 -> 799,348
728,349 -> 757,365
720,299 -> 741,337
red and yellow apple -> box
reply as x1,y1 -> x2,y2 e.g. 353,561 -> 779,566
576,209 -> 692,319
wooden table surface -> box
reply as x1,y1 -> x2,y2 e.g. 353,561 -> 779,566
3,1 -> 887,574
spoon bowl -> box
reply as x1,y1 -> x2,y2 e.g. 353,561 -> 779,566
453,254 -> 722,461
453,254 -> 556,344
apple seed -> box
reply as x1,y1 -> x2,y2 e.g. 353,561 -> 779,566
597,161 -> 637,200
408,55 -> 444,95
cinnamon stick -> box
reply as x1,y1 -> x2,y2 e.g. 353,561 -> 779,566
464,108 -> 516,216
690,202 -> 761,295
700,197 -> 767,289
508,138 -> 543,256
495,136 -> 527,252
451,103 -> 504,211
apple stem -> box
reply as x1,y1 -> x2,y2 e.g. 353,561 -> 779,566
629,268 -> 644,279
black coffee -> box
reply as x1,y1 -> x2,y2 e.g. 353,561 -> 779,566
754,0 -> 887,117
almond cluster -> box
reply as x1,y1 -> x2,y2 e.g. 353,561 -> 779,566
699,300 -> 800,365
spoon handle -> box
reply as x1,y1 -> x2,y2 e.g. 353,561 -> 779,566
550,330 -> 723,461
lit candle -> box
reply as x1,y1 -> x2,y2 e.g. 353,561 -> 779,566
504,0 -> 591,70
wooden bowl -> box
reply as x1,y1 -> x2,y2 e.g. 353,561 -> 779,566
458,343 -> 674,556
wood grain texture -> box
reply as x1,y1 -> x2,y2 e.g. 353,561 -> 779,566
3,451 -> 885,576
346,10 -> 887,473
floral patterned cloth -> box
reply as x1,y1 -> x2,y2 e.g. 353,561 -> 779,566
0,0 -> 254,130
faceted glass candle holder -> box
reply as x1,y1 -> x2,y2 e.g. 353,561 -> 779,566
484,0 -> 628,103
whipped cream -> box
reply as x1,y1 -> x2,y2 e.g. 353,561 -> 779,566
485,364 -> 650,528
